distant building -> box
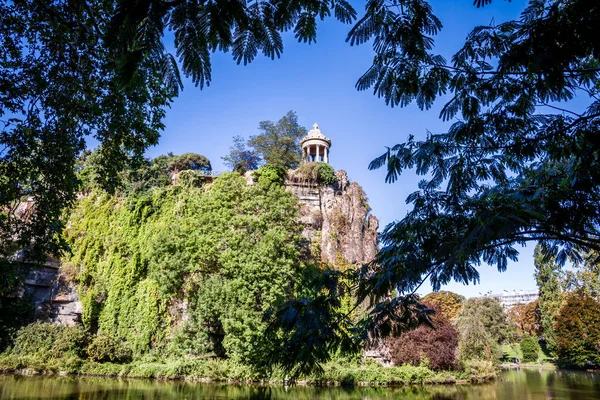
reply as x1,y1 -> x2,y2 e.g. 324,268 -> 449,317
483,290 -> 539,309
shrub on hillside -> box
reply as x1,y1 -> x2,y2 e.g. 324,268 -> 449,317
10,322 -> 88,359
253,164 -> 286,187
520,335 -> 540,363
289,162 -> 337,185
87,333 -> 132,363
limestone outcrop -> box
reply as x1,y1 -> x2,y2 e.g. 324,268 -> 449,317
286,170 -> 379,268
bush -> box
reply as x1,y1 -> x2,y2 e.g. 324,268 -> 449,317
388,305 -> 459,370
520,335 -> 540,363
10,322 -> 88,360
289,162 -> 337,185
253,164 -> 285,187
176,170 -> 206,187
87,333 -> 132,363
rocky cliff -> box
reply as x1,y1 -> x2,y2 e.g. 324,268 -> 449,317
22,169 -> 378,326
286,170 -> 379,268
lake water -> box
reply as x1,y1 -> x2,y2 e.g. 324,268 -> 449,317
1,369 -> 600,399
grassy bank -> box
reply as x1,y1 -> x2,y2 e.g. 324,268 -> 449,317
0,354 -> 496,386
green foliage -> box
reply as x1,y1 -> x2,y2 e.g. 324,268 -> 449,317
64,172 -> 305,366
247,111 -> 307,170
87,334 -> 132,363
456,298 -> 512,362
291,162 -> 338,185
534,245 -> 563,356
153,153 -> 211,173
0,0 -> 173,265
421,291 -> 465,321
359,0 -> 600,341
253,164 -> 286,187
520,335 -> 541,363
222,136 -> 261,173
10,322 -> 88,360
109,2 -> 356,89
176,170 -> 206,188
555,293 -> 600,367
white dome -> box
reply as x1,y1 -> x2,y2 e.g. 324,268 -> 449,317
301,123 -> 331,145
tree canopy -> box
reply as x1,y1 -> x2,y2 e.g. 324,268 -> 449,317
248,111 -> 307,170
356,0 -> 600,340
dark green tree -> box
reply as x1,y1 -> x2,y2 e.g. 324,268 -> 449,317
520,335 -> 541,363
153,152 -> 211,172
534,245 -> 563,356
248,111 -> 308,170
456,298 -> 512,362
352,0 -> 600,339
222,136 -> 261,173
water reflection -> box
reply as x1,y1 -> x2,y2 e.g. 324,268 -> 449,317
1,370 -> 600,400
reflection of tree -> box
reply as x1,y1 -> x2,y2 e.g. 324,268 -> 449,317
3,371 -> 600,399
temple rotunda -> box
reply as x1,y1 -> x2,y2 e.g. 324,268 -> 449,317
301,123 -> 331,164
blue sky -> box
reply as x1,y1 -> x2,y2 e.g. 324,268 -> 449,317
147,0 -> 540,297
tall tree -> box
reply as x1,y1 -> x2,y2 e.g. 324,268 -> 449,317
352,0 -> 600,340
563,252 -> 600,298
456,297 -> 513,362
248,111 -> 307,170
554,293 -> 600,367
534,245 -> 563,356
222,136 -> 261,173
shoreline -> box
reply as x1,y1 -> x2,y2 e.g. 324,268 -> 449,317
0,367 -> 491,388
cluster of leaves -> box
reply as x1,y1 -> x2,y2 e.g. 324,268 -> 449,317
64,172 -> 306,367
420,291 -> 465,321
519,335 -> 541,363
356,0 -> 600,340
252,165 -> 286,188
109,2 -> 357,89
87,333 -> 132,363
223,111 -> 307,172
507,301 -> 541,339
290,162 -> 338,186
456,298 -> 513,363
9,322 -> 88,360
77,150 -> 211,195
388,305 -> 459,371
554,293 -> 600,367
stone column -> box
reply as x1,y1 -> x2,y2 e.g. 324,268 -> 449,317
317,145 -> 321,162
324,147 -> 328,164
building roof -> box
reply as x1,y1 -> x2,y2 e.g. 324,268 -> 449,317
301,123 -> 331,146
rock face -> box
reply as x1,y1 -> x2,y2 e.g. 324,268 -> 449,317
20,258 -> 82,326
286,170 -> 379,267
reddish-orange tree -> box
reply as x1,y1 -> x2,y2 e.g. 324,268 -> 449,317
388,305 -> 459,370
507,301 -> 541,338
